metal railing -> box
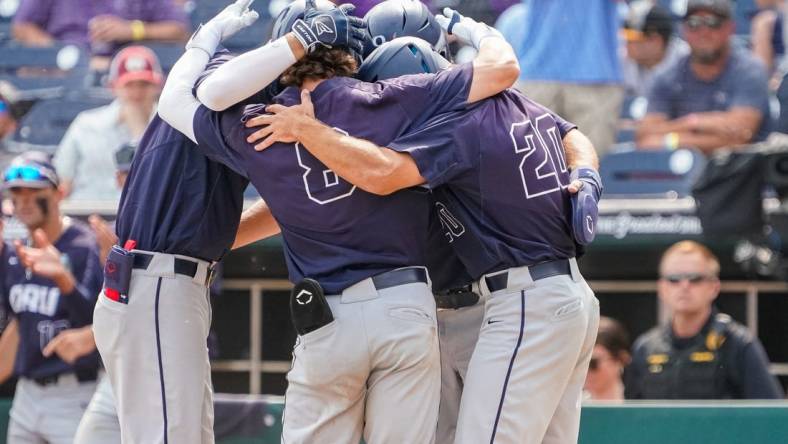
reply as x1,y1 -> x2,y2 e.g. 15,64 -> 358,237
213,278 -> 788,394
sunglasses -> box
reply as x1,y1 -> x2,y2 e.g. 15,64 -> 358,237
4,165 -> 56,184
685,15 -> 726,31
661,273 -> 713,284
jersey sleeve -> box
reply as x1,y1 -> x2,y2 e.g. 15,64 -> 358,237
388,109 -> 480,188
192,105 -> 251,178
59,241 -> 103,327
12,0 -> 51,26
382,63 -> 474,127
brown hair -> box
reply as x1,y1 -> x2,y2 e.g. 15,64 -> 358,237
279,47 -> 358,87
659,240 -> 720,277
596,317 -> 631,364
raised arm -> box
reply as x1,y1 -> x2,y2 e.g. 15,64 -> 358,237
197,2 -> 365,111
435,8 -> 520,103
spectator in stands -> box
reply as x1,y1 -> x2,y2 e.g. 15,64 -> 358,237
636,0 -> 771,154
622,1 -> 689,99
583,317 -> 631,401
89,141 -> 134,265
11,0 -> 189,53
626,240 -> 783,400
751,0 -> 786,87
54,46 -> 161,201
514,0 -> 623,156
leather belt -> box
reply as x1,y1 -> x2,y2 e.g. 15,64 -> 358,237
435,285 -> 480,309
32,368 -> 98,387
485,259 -> 572,293
133,253 -> 214,285
371,268 -> 428,291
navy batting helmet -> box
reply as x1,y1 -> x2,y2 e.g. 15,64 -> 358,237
363,0 -> 447,58
357,37 -> 450,82
271,0 -> 337,40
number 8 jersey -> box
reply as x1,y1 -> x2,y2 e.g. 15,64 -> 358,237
389,89 -> 579,280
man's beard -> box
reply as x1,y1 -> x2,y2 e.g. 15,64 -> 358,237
691,47 -> 725,65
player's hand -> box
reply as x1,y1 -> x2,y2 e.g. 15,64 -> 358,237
14,229 -> 76,292
245,89 -> 316,150
42,326 -> 96,365
434,8 -> 502,49
291,0 -> 366,54
187,0 -> 259,54
89,215 -> 118,266
569,167 -> 603,245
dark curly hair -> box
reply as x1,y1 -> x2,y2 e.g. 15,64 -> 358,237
279,47 -> 358,87
596,317 -> 631,364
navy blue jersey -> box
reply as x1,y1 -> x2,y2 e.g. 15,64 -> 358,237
115,54 -> 256,262
1,222 -> 103,379
390,89 -> 578,279
192,63 -> 474,293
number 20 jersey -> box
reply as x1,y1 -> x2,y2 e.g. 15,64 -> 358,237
389,89 -> 579,280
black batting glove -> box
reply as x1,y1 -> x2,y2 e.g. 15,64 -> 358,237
291,0 -> 366,54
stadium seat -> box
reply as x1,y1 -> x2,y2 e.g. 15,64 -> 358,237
5,95 -> 113,155
191,0 -> 272,50
600,148 -> 707,197
0,44 -> 90,93
144,42 -> 188,74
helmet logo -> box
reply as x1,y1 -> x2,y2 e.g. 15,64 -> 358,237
372,35 -> 387,47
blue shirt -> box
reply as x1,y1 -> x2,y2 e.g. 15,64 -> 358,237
516,0 -> 622,84
390,89 -> 578,279
2,222 -> 103,379
115,54 -> 253,262
192,64 -> 474,293
646,47 -> 772,142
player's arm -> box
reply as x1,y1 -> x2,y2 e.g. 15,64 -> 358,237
436,8 -> 519,103
563,129 -> 599,172
0,319 -> 19,384
196,2 -> 364,111
158,0 -> 265,143
232,199 -> 281,249
14,229 -> 103,325
246,90 -> 425,195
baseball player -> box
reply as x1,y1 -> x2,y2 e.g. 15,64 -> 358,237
157,4 -> 519,443
88,1 -> 364,443
248,25 -> 603,444
0,152 -> 103,444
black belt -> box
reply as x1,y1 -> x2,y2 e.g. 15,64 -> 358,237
133,253 -> 214,285
32,368 -> 98,387
485,259 -> 572,293
371,268 -> 428,291
435,285 -> 480,309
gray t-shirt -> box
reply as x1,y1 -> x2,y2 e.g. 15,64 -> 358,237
646,47 -> 771,141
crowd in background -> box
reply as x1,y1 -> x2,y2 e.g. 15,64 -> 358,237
0,0 -> 786,404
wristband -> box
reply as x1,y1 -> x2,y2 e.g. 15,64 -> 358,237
291,19 -> 319,53
131,20 -> 146,41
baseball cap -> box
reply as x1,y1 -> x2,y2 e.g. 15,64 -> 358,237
3,151 -> 59,190
623,1 -> 674,42
115,141 -> 137,172
108,46 -> 164,88
684,0 -> 732,19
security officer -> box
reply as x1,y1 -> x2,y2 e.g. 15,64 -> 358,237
626,240 -> 783,399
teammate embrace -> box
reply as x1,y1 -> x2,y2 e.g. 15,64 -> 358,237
88,0 -> 603,443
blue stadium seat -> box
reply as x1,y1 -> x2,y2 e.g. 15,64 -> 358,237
0,21 -> 11,44
0,44 -> 90,93
191,0 -> 273,50
600,148 -> 707,197
5,95 -> 113,155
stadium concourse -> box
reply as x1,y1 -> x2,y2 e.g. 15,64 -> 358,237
0,0 -> 787,443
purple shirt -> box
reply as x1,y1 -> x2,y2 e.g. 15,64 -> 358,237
390,89 -> 579,279
192,64 -> 474,293
13,0 -> 188,48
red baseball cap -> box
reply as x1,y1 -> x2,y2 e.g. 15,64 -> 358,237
109,46 -> 164,88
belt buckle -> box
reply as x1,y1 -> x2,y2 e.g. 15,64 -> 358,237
206,263 -> 217,287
